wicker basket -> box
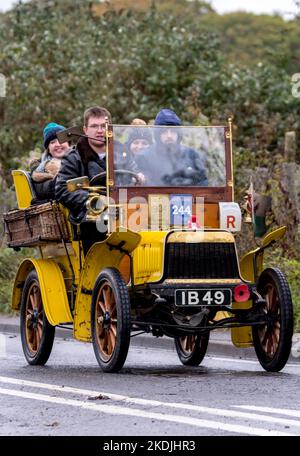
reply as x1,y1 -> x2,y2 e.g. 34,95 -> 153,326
3,202 -> 70,247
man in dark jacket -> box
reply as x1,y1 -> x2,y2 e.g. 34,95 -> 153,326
138,109 -> 208,186
55,106 -> 111,224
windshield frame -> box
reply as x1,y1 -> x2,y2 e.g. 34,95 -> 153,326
106,122 -> 233,204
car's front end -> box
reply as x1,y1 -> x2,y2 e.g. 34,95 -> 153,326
130,228 -> 258,340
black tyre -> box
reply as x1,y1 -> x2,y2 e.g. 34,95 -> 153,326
20,270 -> 55,365
175,333 -> 209,366
91,267 -> 131,373
253,267 -> 293,372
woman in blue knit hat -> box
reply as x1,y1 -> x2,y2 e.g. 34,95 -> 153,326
31,122 -> 70,200
33,122 -> 69,173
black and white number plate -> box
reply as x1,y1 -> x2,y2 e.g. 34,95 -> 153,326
175,289 -> 231,307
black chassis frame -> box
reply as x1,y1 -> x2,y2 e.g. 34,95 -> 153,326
129,282 -> 271,338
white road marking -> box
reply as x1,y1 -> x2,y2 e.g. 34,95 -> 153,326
0,386 -> 294,436
207,356 -> 259,364
0,376 -> 299,432
234,405 -> 300,418
0,375 -> 129,401
207,355 -> 300,368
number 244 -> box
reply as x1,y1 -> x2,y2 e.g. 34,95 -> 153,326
172,205 -> 192,216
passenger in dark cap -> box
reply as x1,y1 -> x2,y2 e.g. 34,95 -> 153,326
142,109 -> 208,186
115,127 -> 153,185
126,127 -> 153,156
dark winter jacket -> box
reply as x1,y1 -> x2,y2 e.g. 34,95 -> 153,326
135,143 -> 208,186
29,157 -> 57,201
33,178 -> 57,201
55,137 -> 106,224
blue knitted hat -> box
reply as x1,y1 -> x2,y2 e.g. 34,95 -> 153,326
154,109 -> 181,126
43,122 -> 66,149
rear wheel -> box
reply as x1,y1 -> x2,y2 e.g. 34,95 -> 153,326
175,333 -> 209,366
91,268 -> 131,372
20,270 -> 55,365
253,267 -> 293,372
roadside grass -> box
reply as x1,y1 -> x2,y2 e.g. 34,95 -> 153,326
0,248 -> 35,314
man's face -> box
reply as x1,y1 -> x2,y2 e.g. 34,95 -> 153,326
84,115 -> 106,148
160,128 -> 178,145
48,138 -> 69,158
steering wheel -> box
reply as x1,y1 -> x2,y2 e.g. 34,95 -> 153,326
90,170 -> 142,187
162,168 -> 207,186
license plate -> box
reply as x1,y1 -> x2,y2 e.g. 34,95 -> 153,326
175,289 -> 231,307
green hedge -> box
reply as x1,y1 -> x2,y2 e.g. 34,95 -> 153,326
0,248 -> 35,313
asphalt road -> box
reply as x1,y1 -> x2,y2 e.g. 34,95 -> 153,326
0,332 -> 299,437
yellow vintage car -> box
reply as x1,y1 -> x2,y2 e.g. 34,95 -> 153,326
4,120 -> 293,372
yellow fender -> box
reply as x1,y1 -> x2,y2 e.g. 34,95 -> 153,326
12,258 -> 73,326
231,301 -> 253,348
239,226 -> 287,282
233,226 -> 287,348
74,229 -> 141,342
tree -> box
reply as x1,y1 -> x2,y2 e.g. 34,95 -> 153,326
0,0 -> 299,176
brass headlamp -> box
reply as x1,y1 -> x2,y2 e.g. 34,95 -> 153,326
86,194 -> 107,217
66,176 -> 107,220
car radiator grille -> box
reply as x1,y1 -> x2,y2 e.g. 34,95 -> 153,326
166,242 -> 240,279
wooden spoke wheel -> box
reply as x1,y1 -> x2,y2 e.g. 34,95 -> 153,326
175,333 -> 209,366
91,268 -> 131,372
253,268 -> 293,372
20,270 -> 55,365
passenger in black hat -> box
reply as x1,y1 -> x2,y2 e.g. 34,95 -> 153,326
115,126 -> 153,185
126,127 -> 153,156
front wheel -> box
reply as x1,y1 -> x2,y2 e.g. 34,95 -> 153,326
20,270 -> 55,365
253,267 -> 293,372
175,333 -> 209,366
91,268 -> 131,372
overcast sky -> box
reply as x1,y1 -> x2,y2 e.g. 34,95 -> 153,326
0,0 -> 299,17
212,0 -> 298,17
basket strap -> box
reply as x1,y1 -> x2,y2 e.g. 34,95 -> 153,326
24,210 -> 33,236
3,219 -> 12,241
52,201 -> 67,240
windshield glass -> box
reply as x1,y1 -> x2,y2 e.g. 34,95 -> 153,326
112,125 -> 226,187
